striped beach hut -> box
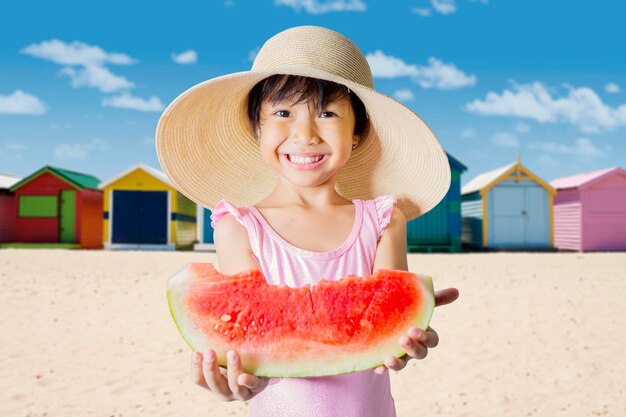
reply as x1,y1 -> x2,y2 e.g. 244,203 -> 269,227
461,156 -> 556,250
194,206 -> 216,251
0,172 -> 22,244
551,167 -> 626,252
407,153 -> 467,252
2,166 -> 103,249
99,164 -> 197,250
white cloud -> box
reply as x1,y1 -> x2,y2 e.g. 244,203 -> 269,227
460,127 -> 477,138
172,50 -> 198,65
536,154 -> 560,168
366,50 -> 419,78
53,138 -> 109,160
275,0 -> 366,13
5,142 -> 28,151
515,122 -> 530,133
49,123 -> 73,129
491,132 -> 519,148
366,51 -> 476,90
60,64 -> 134,93
465,81 -> 626,133
21,39 -> 136,94
0,90 -> 48,114
20,39 -> 136,66
431,0 -> 456,14
393,89 -> 414,102
528,137 -> 610,159
605,82 -> 620,94
102,92 -> 164,112
411,7 -> 432,16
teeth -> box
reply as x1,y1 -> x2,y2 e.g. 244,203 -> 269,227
289,155 -> 323,164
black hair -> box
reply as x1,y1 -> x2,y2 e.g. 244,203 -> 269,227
247,74 -> 369,138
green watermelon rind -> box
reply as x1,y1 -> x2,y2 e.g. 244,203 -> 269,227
166,265 -> 436,378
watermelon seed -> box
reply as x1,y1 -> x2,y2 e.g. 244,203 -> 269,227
221,314 -> 232,322
243,326 -> 247,331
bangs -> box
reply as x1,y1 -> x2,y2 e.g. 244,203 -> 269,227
247,74 -> 369,136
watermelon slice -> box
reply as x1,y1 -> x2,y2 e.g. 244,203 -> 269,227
166,263 -> 435,377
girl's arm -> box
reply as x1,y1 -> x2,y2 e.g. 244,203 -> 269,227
372,206 -> 409,273
189,212 -> 269,401
371,206 -> 459,374
213,213 -> 263,274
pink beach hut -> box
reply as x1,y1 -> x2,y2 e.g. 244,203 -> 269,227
550,167 -> 626,252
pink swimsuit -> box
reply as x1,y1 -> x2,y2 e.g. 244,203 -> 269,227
210,194 -> 398,417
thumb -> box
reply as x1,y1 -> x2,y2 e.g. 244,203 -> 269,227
238,374 -> 267,392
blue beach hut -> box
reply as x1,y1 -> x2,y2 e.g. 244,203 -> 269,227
461,156 -> 555,250
407,153 -> 467,252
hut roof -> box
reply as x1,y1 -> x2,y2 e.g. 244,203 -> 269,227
0,172 -> 22,190
98,163 -> 172,189
461,162 -> 517,195
446,153 -> 468,172
550,167 -> 626,190
9,166 -> 101,192
462,159 -> 555,196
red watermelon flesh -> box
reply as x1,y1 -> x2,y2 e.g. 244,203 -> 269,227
166,263 -> 435,377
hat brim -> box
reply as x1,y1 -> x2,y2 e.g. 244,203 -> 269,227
156,67 -> 450,220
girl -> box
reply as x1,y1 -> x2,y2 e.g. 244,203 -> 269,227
156,25 -> 459,417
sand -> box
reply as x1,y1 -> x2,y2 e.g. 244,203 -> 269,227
1,249 -> 625,417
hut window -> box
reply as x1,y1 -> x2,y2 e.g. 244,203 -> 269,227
18,195 -> 58,218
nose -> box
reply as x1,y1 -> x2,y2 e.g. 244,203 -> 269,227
289,115 -> 320,145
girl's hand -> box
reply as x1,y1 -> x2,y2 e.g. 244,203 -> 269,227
190,349 -> 270,401
373,287 -> 459,374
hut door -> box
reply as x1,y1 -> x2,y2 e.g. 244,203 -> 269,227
490,186 -> 525,246
59,190 -> 76,243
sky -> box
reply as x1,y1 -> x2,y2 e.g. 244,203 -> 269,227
1,0 -> 624,189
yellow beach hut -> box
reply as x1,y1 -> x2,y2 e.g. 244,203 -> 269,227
99,164 -> 197,250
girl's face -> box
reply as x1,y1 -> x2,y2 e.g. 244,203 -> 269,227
256,95 -> 360,190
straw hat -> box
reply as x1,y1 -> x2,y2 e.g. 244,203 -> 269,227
156,25 -> 450,220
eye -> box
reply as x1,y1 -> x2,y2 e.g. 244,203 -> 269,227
320,111 -> 337,118
274,110 -> 291,117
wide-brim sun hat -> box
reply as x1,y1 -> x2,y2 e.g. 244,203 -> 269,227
156,25 -> 450,221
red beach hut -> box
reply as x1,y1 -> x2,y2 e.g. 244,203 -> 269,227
2,166 -> 103,249
550,167 -> 626,252
0,172 -> 22,244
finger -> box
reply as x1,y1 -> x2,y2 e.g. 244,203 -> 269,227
373,365 -> 388,375
202,349 -> 231,399
408,327 -> 439,349
226,351 -> 250,400
401,334 -> 428,360
384,355 -> 408,371
238,373 -> 270,395
435,288 -> 459,307
190,352 -> 208,389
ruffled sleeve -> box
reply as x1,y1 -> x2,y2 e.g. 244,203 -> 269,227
210,199 -> 246,229
373,194 -> 398,237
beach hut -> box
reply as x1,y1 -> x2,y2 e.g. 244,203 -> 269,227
0,172 -> 22,244
407,153 -> 467,252
461,156 -> 556,250
99,164 -> 197,250
194,206 -> 216,251
2,166 -> 103,249
550,167 -> 626,252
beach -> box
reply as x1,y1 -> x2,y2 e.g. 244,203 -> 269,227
1,249 -> 625,417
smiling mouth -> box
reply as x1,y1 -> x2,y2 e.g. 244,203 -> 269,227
286,154 -> 325,164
